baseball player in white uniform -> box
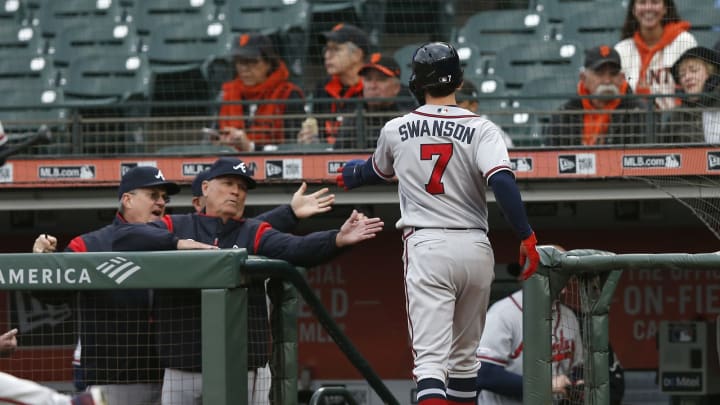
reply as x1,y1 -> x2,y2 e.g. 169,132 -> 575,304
0,329 -> 107,405
337,42 -> 540,405
476,288 -> 584,405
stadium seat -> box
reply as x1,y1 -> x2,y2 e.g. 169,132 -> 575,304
51,22 -> 142,67
493,40 -> 584,94
38,0 -> 131,38
531,0 -> 603,24
0,0 -> 26,24
133,0 -> 220,36
559,5 -> 626,49
63,53 -> 152,104
0,53 -> 58,89
455,9 -> 552,55
0,84 -> 70,154
520,75 -> 579,112
146,18 -> 230,73
681,5 -> 720,47
225,0 -> 311,84
0,23 -> 46,57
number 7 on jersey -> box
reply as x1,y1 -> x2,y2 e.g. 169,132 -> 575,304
421,143 -> 453,195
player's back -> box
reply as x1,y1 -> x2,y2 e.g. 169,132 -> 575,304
373,104 -> 512,230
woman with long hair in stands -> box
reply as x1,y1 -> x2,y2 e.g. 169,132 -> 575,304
661,46 -> 720,143
615,0 -> 697,110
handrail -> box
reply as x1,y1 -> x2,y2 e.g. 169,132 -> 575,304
243,257 -> 401,405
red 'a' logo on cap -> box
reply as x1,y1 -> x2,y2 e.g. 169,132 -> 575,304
332,23 -> 344,32
370,52 -> 381,63
600,45 -> 610,57
239,34 -> 250,47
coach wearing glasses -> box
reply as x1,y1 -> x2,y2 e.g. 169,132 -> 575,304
217,33 -> 305,152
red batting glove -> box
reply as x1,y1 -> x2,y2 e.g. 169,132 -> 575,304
336,167 -> 347,190
518,232 -> 539,280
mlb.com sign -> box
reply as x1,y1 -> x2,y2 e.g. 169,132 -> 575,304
0,257 -> 142,286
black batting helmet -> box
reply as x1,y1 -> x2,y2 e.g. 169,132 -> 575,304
408,42 -> 463,105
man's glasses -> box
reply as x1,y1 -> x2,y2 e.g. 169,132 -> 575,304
129,190 -> 171,204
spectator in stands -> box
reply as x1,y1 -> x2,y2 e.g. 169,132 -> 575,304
218,33 -> 305,152
335,53 -> 415,149
615,0 -> 697,110
0,328 -> 108,405
545,45 -> 646,146
457,81 -> 515,148
298,23 -> 369,146
661,46 -> 720,143
476,264 -> 585,405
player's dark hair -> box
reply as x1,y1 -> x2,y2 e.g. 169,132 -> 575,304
620,0 -> 682,40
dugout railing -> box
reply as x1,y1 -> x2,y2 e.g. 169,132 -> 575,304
0,250 -> 398,405
524,246 -> 720,405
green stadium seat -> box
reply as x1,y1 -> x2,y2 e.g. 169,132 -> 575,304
63,53 -> 152,105
51,22 -> 142,67
455,9 -> 552,55
146,18 -> 230,73
133,0 -> 220,36
0,84 -> 70,154
681,6 -> 720,46
531,0 -> 602,24
559,5 -> 626,49
492,40 -> 584,94
692,31 -> 720,49
39,0 -> 130,37
0,53 -> 58,89
0,23 -> 46,57
520,75 -> 579,111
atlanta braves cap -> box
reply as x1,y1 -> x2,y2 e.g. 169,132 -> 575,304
322,23 -> 369,55
204,157 -> 257,189
359,53 -> 402,78
191,169 -> 210,197
584,45 -> 621,71
118,166 -> 180,199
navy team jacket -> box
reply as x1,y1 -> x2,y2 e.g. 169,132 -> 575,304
66,205 -> 299,381
111,210 -> 344,371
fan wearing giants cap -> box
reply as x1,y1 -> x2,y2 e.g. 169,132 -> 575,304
218,33 -> 305,151
299,23 -> 370,146
336,42 -> 539,405
335,52 -> 417,149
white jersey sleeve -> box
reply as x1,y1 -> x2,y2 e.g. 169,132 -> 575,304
476,291 -> 523,373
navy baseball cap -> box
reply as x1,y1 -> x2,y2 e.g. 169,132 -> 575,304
322,23 -> 369,56
204,157 -> 257,189
191,169 -> 210,197
118,166 -> 180,199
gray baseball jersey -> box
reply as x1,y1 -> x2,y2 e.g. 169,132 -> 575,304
476,290 -> 584,405
371,104 -> 512,230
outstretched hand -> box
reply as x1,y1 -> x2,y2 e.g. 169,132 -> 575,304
335,209 -> 384,247
32,233 -> 57,253
0,328 -> 18,357
291,182 -> 335,219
